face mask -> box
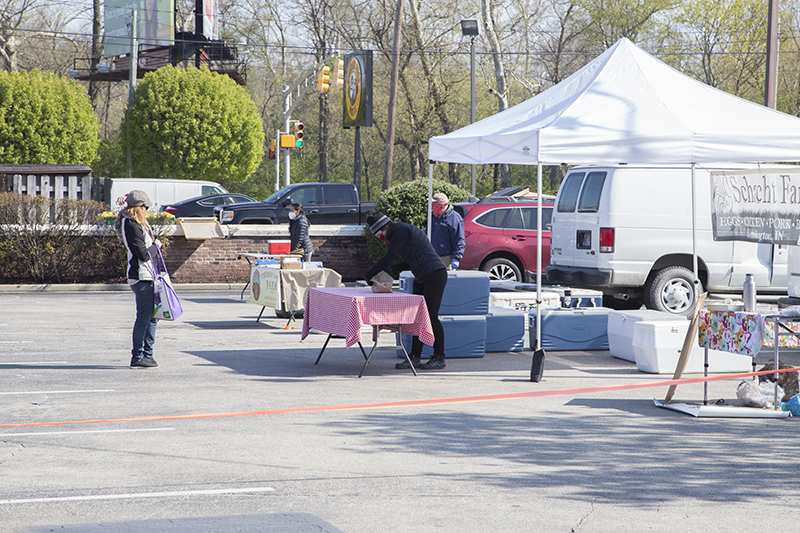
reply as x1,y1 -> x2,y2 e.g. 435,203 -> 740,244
378,234 -> 388,243
432,203 -> 447,217
288,212 -> 297,220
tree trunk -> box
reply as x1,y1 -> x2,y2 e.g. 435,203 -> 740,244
407,0 -> 460,185
89,0 -> 104,111
383,0 -> 404,191
481,0 -> 511,187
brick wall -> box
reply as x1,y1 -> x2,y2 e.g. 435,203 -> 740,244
164,225 -> 372,283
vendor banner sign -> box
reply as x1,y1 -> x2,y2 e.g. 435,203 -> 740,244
711,169 -> 800,245
250,267 -> 280,309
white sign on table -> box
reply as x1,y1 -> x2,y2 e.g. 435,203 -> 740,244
250,266 -> 281,309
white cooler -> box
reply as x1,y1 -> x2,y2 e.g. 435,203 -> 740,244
607,310 -> 686,362
632,320 -> 753,374
488,289 -> 561,312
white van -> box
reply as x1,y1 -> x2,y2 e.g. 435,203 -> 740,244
105,178 -> 228,211
546,165 -> 791,315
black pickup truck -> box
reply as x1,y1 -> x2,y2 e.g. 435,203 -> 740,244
215,182 -> 376,225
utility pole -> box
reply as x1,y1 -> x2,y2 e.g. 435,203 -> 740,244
125,10 -> 138,178
282,85 -> 291,187
765,0 -> 779,108
383,0 -> 404,191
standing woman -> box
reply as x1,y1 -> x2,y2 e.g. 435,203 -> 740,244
114,190 -> 161,368
288,202 -> 314,262
365,212 -> 448,370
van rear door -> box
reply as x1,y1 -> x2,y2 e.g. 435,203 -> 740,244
551,170 -> 607,268
551,171 -> 584,266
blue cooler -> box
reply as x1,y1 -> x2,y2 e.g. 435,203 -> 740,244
399,270 -> 490,315
485,306 -> 526,352
529,308 -> 611,351
397,315 -> 487,358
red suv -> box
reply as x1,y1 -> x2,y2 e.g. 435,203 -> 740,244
458,201 -> 554,282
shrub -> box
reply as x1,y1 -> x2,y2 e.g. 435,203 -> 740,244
123,66 -> 264,183
0,70 -> 99,165
0,193 -> 119,283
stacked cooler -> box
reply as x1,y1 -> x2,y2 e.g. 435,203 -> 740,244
529,307 -> 612,351
397,270 -> 527,357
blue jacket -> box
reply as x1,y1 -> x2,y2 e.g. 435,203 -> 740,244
430,208 -> 465,262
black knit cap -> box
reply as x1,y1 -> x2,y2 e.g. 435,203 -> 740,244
367,212 -> 391,234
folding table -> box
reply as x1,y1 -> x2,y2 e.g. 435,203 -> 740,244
301,287 -> 435,377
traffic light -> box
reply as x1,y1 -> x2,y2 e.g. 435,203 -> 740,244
280,134 -> 296,148
317,65 -> 330,92
293,122 -> 304,148
268,138 -> 276,159
334,59 -> 344,87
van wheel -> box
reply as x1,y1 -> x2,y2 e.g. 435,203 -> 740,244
644,266 -> 700,316
482,258 -> 522,282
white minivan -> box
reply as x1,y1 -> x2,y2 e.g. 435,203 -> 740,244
546,165 -> 791,315
105,178 -> 228,211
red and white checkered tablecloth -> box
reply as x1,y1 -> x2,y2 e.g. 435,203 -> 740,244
301,287 -> 434,348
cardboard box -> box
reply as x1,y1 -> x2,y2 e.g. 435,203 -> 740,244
281,257 -> 302,270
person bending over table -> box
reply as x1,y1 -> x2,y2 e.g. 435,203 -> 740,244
365,212 -> 448,370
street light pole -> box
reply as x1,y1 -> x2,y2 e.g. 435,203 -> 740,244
470,35 -> 476,197
461,19 -> 479,197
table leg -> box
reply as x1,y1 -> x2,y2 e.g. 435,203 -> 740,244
239,256 -> 253,300
703,346 -> 708,406
315,333 -> 335,365
396,325 -> 417,376
358,325 -> 417,378
773,318 -> 779,410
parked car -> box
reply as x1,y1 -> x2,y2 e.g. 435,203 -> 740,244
215,182 -> 376,225
160,193 -> 255,218
459,201 -> 554,282
453,189 -> 555,218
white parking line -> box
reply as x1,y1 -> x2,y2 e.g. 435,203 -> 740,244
0,487 -> 277,504
0,361 -> 68,365
0,340 -> 33,344
0,389 -> 115,395
0,427 -> 175,437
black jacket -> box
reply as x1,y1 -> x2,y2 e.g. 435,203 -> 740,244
365,222 -> 446,284
289,214 -> 314,253
121,217 -> 159,282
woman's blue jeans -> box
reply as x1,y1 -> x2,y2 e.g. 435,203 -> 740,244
130,281 -> 158,359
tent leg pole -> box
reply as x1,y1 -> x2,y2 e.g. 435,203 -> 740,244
427,162 -> 434,240
536,163 -> 543,350
691,163 -> 700,304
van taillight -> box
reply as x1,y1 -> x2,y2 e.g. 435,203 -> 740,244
599,227 -> 614,253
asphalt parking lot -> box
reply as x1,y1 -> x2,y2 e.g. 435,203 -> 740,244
1,287 -> 799,532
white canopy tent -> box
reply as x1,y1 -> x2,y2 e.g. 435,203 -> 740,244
426,37 -> 800,348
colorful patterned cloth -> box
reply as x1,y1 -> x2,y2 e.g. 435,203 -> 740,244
698,311 -> 764,356
698,311 -> 800,356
